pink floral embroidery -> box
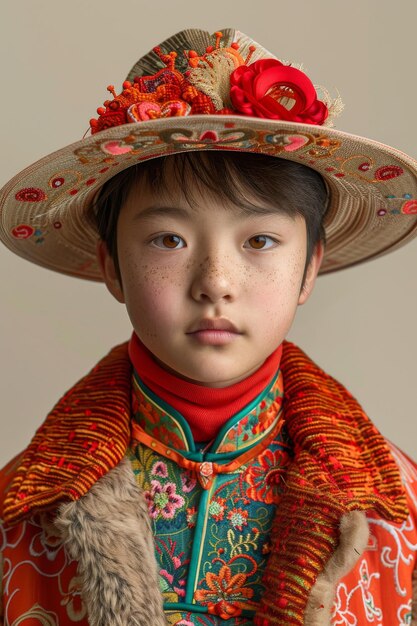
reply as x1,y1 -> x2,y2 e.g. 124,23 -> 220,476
181,471 -> 197,493
151,461 -> 168,478
156,537 -> 189,599
145,480 -> 185,519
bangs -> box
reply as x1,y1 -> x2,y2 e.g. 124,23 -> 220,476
91,151 -> 328,282
132,151 -> 327,221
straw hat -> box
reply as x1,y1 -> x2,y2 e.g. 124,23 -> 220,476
1,27 -> 416,280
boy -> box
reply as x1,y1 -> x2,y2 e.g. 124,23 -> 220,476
1,27 -> 417,626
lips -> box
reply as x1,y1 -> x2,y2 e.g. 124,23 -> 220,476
188,318 -> 240,333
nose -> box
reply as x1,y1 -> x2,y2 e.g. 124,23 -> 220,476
190,254 -> 237,304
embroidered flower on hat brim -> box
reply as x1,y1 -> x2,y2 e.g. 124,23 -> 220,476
0,27 -> 417,280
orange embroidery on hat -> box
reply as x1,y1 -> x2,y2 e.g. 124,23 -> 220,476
89,33 -> 242,134
89,30 -> 337,136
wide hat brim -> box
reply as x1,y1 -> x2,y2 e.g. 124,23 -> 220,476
1,28 -> 417,281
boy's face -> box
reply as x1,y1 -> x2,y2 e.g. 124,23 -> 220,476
98,160 -> 323,387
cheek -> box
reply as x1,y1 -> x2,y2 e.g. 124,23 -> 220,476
251,258 -> 305,329
123,260 -> 183,325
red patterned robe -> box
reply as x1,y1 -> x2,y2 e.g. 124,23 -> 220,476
1,341 -> 416,625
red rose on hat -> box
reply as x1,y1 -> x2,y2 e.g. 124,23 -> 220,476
229,59 -> 328,125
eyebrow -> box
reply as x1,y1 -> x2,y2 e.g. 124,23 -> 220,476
133,204 -> 291,221
133,205 -> 193,221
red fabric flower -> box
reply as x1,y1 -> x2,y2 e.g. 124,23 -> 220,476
229,59 -> 328,125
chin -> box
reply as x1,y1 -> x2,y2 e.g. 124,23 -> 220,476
162,352 -> 252,386
194,370 -> 249,388
171,365 -> 238,387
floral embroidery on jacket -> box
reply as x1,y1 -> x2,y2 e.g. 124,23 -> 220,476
129,367 -> 291,623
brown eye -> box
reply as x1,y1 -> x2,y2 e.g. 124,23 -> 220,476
151,234 -> 185,249
249,236 -> 267,249
162,235 -> 181,248
247,235 -> 278,250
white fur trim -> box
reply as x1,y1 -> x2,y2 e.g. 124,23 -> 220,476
304,510 -> 369,626
55,458 -> 166,626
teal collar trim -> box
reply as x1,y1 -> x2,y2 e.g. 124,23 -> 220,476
131,368 -> 284,459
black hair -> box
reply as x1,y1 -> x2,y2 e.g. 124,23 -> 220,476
91,151 -> 328,283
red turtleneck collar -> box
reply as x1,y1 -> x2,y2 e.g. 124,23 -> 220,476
128,333 -> 282,442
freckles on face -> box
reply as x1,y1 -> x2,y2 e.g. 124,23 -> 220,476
251,248 -> 306,341
108,164 -> 317,387
120,250 -> 190,339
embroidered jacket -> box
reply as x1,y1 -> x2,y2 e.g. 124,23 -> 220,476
128,365 -> 289,624
1,341 -> 417,626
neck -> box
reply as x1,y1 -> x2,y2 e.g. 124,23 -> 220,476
128,333 -> 283,442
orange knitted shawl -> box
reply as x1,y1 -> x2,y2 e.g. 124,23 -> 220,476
0,341 -> 408,625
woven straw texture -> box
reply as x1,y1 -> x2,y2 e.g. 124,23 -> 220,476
1,28 -> 417,280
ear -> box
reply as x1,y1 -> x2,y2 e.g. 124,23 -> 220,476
96,240 -> 125,303
298,241 -> 324,305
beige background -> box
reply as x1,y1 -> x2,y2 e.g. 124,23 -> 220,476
1,0 -> 416,466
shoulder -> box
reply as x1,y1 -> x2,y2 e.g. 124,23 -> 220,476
0,342 -> 132,526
